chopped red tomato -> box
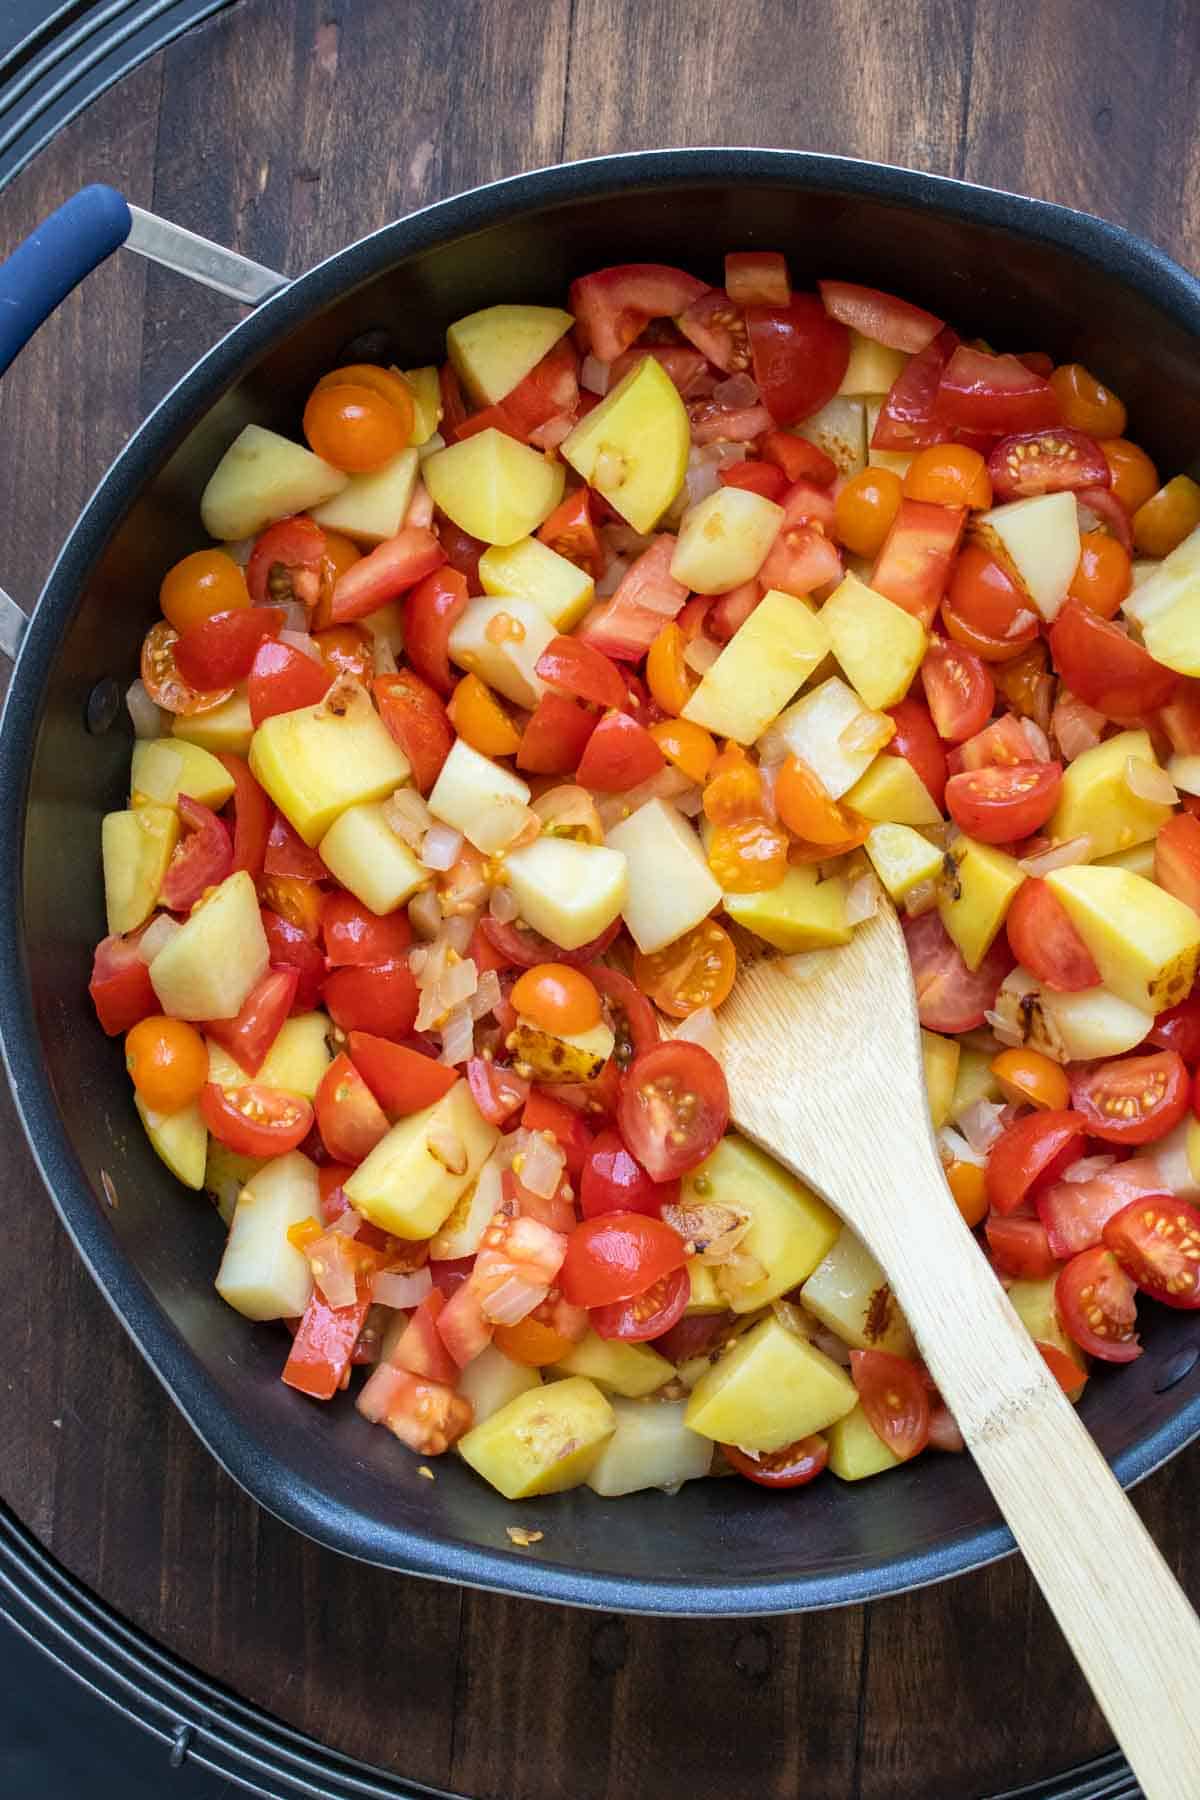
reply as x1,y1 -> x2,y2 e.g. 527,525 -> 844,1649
745,294 -> 849,425
314,1052 -> 390,1163
466,1057 -> 529,1126
719,460 -> 788,502
580,1129 -> 680,1218
1004,878 -> 1100,991
435,520 -> 484,594
160,796 -> 234,912
522,1088 -> 593,1178
1049,600 -> 1177,716
885,696 -> 948,809
617,1041 -> 729,1181
1078,483 -> 1134,552
1153,812 -> 1200,915
871,499 -> 966,626
903,911 -> 1012,1033
395,565 -> 466,696
247,637 -> 332,726
726,251 -> 790,307
850,1350 -> 931,1461
322,892 -> 412,966
358,1365 -> 473,1454
591,1264 -> 690,1341
326,528 -> 444,625
201,1081 -> 313,1157
575,710 -> 664,791
920,635 -> 995,742
954,713 -> 1041,771
559,1211 -> 686,1308
1071,1051 -> 1190,1146
1103,1195 -> 1200,1309
724,1435 -> 830,1488
246,517 -> 326,607
756,518 -> 842,599
1148,995 -> 1200,1064
1036,1342 -> 1087,1400
871,327 -> 959,451
206,967 -> 297,1074
175,606 -> 283,690
985,1213 -> 1059,1279
1037,1163 -> 1167,1259
761,430 -> 838,486
577,538 -> 688,661
945,760 -> 1062,843
499,339 -> 580,439
935,346 -> 1061,435
987,428 -> 1109,501
373,668 -> 454,792
516,693 -> 597,774
282,1283 -> 372,1400
323,959 -> 418,1041
1057,1246 -> 1141,1362
388,1290 -> 460,1386
818,280 -> 943,353
216,754 -> 272,880
89,931 -> 158,1036
535,635 -> 628,710
677,288 -> 750,375
608,345 -> 712,398
264,812 -> 326,882
569,263 -> 708,361
946,545 -> 1038,654
347,1031 -> 456,1116
260,909 -> 325,1012
537,487 -> 605,579
986,1110 -> 1088,1216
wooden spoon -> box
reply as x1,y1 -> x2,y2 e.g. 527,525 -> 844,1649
716,900 -> 1200,1799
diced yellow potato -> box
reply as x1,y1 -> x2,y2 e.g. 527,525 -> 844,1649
1124,522 -> 1200,630
447,304 -> 574,405
723,863 -> 850,952
922,1029 -> 960,1129
509,1016 -> 615,1082
801,1227 -> 916,1357
865,823 -> 944,901
423,429 -> 565,547
134,1093 -> 206,1189
344,1079 -> 499,1239
844,753 -> 940,826
200,425 -> 347,542
605,799 -> 721,953
826,1404 -> 901,1481
1147,1117 -> 1200,1201
821,571 -> 927,710
795,396 -> 867,476
215,1151 -> 318,1321
760,677 -> 883,799
1036,983 -> 1155,1062
1129,546 -> 1200,674
1045,864 -> 1200,1012
681,589 -> 829,744
173,687 -> 254,755
456,1346 -> 541,1427
973,492 -> 1079,622
318,801 -> 428,914
206,1012 -> 332,1100
249,682 -> 411,847
130,739 -> 235,810
101,805 -> 179,935
938,837 -> 1024,971
458,1376 -> 615,1499
479,536 -> 595,631
149,870 -> 269,1021
683,1134 -> 840,1314
951,1046 -> 1001,1121
864,401 -> 913,478
586,1398 -> 713,1497
311,448 -> 419,544
1097,840 -> 1158,879
670,488 -> 785,594
205,1140 -> 266,1227
685,1315 -> 857,1450
1007,1276 -> 1085,1372
428,739 -> 531,852
838,332 -> 908,396
429,1160 -> 503,1261
399,365 -> 442,444
685,1261 -> 727,1314
1048,729 -> 1172,861
562,357 -> 689,534
448,593 -> 554,708
553,1331 -> 673,1398
504,837 -> 627,952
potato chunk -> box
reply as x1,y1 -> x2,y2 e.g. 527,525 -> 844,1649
670,488 -> 784,594
215,1151 -> 319,1321
458,1376 -> 615,1499
801,1227 -> 915,1356
102,804 -> 178,935
428,739 -> 531,852
685,1314 -> 857,1450
249,682 -> 411,846
318,801 -> 428,914
682,589 -> 829,743
552,1331 -> 673,1398
130,739 -> 235,810
605,800 -> 721,953
586,1399 -> 713,1497
1045,864 -> 1200,1012
149,870 -> 269,1020
562,358 -> 689,534
821,570 -> 927,710
682,1134 -> 840,1313
447,304 -> 574,405
448,593 -> 555,708
135,1094 -> 206,1190
479,536 -> 595,631
344,1079 -> 499,1239
201,425 -> 347,541
504,837 -> 628,951
423,429 -> 565,546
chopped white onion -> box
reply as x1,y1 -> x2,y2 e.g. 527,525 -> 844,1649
594,764 -> 695,830
1018,834 -> 1092,877
958,1098 -> 1007,1154
480,1275 -> 547,1326
417,431 -> 446,462
469,798 -> 540,855
384,786 -> 433,848
488,880 -> 520,923
420,823 -> 464,871
371,1266 -> 433,1309
684,459 -> 723,507
1125,755 -> 1177,806
131,742 -> 183,801
1062,1154 -> 1116,1184
518,1131 -> 566,1199
594,555 -> 630,597
845,871 -> 881,925
810,1324 -> 852,1367
938,1125 -> 985,1169
405,480 -> 435,529
1052,692 -> 1106,762
438,1002 -> 475,1066
329,1206 -> 363,1236
279,628 -> 323,663
309,1243 -> 357,1309
674,1006 -> 723,1057
470,968 -> 502,1020
126,679 -> 164,740
408,885 -> 444,940
673,782 -> 704,816
713,373 -> 760,408
444,913 -> 476,954
136,913 -> 181,964
373,635 -> 399,677
683,635 -> 720,675
602,522 -> 659,558
1020,719 -> 1052,762
280,600 -> 309,633
779,950 -> 834,984
581,354 -> 611,396
662,1201 -> 750,1263
223,537 -> 254,567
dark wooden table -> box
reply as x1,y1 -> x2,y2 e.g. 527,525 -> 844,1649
2,1 -> 1198,1793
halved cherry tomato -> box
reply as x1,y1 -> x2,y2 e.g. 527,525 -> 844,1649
511,963 -> 602,1035
247,638 -> 332,726
259,874 -> 324,940
493,1314 -> 575,1367
920,635 -> 995,742
402,565 -> 469,693
1057,1245 -> 1141,1361
946,544 -> 1038,651
347,1031 -> 456,1116
1155,811 -> 1200,915
322,891 -> 412,965
774,755 -> 868,847
447,673 -> 521,758
304,380 -> 411,473
1099,438 -> 1159,514
261,908 -> 326,1012
677,287 -> 751,374
125,1015 -> 209,1113
536,635 -> 628,711
1050,364 -> 1127,439
991,1047 -> 1071,1112
373,668 -> 453,793
955,713 -> 1042,771
1036,1163 -> 1164,1260
650,717 -> 717,784
1148,995 -> 1200,1064
945,760 -> 1062,844
1004,878 -> 1100,992
217,754 -> 272,879
617,1041 -> 729,1182
985,1213 -> 1058,1279
871,499 -> 966,626
993,639 -> 1055,732
246,518 -> 326,608
1071,1051 -> 1190,1146
724,1435 -> 830,1488
589,964 -> 659,1069
478,914 -> 622,972
205,967 -> 297,1075
985,1110 -> 1088,1216
1068,529 -> 1132,618
946,1159 -> 989,1228
89,931 -> 158,1037
903,911 -> 1012,1033
849,1349 -> 931,1461
645,621 -> 695,717
833,467 -> 904,558
327,529 -> 445,626
986,428 -> 1108,501
1133,475 -> 1200,559
708,817 -> 790,891
323,960 -> 419,1041
160,549 -> 249,632
591,1264 -> 691,1341
141,621 -> 231,716
746,294 -> 849,425
517,693 -> 597,774
575,710 -> 664,791
1104,1195 -> 1200,1309
201,1081 -> 314,1157
903,444 -> 992,510
314,1052 -> 390,1163
1049,599 -> 1176,717
577,539 -> 688,662
719,459 -> 788,502
466,1057 -> 530,1126
559,1211 -> 687,1308
884,696 -> 948,809
871,327 -> 958,451
174,606 -> 283,690
160,796 -> 234,912
312,623 -> 372,682
282,1283 -> 372,1401
633,920 -> 736,1020
761,430 -> 838,487
1036,1340 -> 1087,1401
580,1129 -> 680,1219
935,346 -> 1061,435
819,279 -> 943,352
435,518 -> 484,594
264,812 -> 326,883
537,487 -> 604,579
569,264 -> 708,362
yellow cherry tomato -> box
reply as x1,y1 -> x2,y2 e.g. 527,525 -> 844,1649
448,673 -> 522,757
159,550 -> 249,633
774,754 -> 867,846
902,443 -> 992,510
494,1316 -> 575,1366
1068,529 -> 1131,619
707,818 -> 789,892
633,920 -> 737,1018
649,718 -> 717,784
945,1160 -> 989,1229
510,963 -> 602,1035
833,467 -> 903,558
991,1047 -> 1072,1112
1049,362 -> 1127,438
1099,437 -> 1159,514
645,621 -> 695,716
1132,475 -> 1200,559
125,1015 -> 209,1114
303,383 -> 411,473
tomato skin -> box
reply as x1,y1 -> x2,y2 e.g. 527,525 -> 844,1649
141,621 -> 231,716
935,346 -> 1061,435
174,606 -> 284,690
955,713 -> 1041,772
1004,878 -> 1100,992
201,1081 -> 314,1157
575,710 -> 664,792
313,623 -> 372,683
516,693 -> 597,775
327,529 -> 445,626
872,327 -> 958,451
944,760 -> 1062,844
373,669 -> 454,793
247,638 -> 332,726
537,487 -> 604,579
322,959 -> 419,1041
160,796 -> 234,912
246,518 -> 326,608
322,891 -> 412,966
205,967 -> 297,1074
903,443 -> 992,511
569,263 -> 708,362
986,428 -> 1109,501
1100,438 -> 1159,514
260,917 -> 326,1018
465,1057 -> 530,1127
1057,1245 -> 1141,1361
216,754 -> 272,880
1050,363 -> 1127,438
1148,995 -> 1200,1064
399,565 -> 468,693
591,1264 -> 691,1341
559,1211 -> 687,1308
580,1129 -> 680,1219
921,635 -> 995,743
991,1046 -> 1071,1112
1070,1050 -> 1190,1146
985,1214 -> 1059,1280
478,913 -> 621,973
849,1350 -> 931,1461
871,500 -> 967,627
90,932 -> 159,1036
746,294 -> 850,425
1103,1195 -> 1200,1309
618,1041 -> 729,1182
903,911 -> 1012,1033
511,963 -> 601,1035
884,697 -> 948,809
818,279 -> 943,353
314,1052 -> 391,1163
985,1110 -> 1088,1216
724,1435 -> 830,1488
347,1031 -> 457,1115
761,430 -> 838,487
1049,599 -> 1177,717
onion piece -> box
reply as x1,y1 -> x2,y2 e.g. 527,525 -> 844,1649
480,1275 -> 547,1326
426,1126 -> 468,1175
470,968 -> 502,1020
684,459 -> 723,507
595,555 -> 630,597
958,1097 -> 1007,1154
845,871 -> 881,925
661,1201 -> 750,1263
438,1002 -> 475,1067
488,880 -> 520,923
674,1006 -> 722,1057
421,823 -> 464,871
136,913 -> 181,964
408,885 -> 444,940
1125,755 -> 1177,806
903,878 -> 939,919
371,1266 -> 433,1309
126,679 -> 165,740
373,635 -> 399,677
684,635 -> 720,675
1062,1154 -> 1117,1184
308,1241 -> 357,1309
1018,834 -> 1091,877
330,1206 -> 363,1236
517,1130 -> 566,1199
384,786 -> 433,849
938,1124 -> 985,1169
839,710 -> 894,756
1052,691 -> 1105,762
280,600 -> 308,633
223,537 -> 254,567
581,355 -> 611,396
594,764 -> 695,830
779,950 -> 834,984
713,372 -> 760,408
279,628 -> 323,663
469,798 -> 540,855
531,785 -> 603,845
810,1324 -> 852,1368
983,1006 -> 1026,1049
1020,718 -> 1052,762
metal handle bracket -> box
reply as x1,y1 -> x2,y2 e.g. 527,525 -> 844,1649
124,206 -> 289,306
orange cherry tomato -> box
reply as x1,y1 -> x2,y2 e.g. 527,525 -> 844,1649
991,1047 -> 1072,1112
633,919 -> 737,1018
1099,437 -> 1159,514
1049,362 -> 1127,438
774,754 -> 867,846
945,1160 -> 989,1229
312,624 -> 372,681
321,529 -> 362,583
303,383 -> 411,473
1067,528 -> 1132,618
707,817 -> 789,891
1132,475 -> 1200,559
902,443 -> 992,510
511,962 -> 603,1035
125,1015 -> 209,1114
833,467 -> 903,558
447,672 -> 522,757
315,363 -> 416,421
259,873 -> 324,939
703,751 -> 763,824
645,620 -> 695,716
649,718 -> 717,784
159,550 -> 249,634
493,1316 -> 575,1367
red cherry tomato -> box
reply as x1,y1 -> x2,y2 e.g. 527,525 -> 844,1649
745,294 -> 850,425
322,959 -> 419,1041
590,1265 -> 691,1342
985,1110 -> 1088,1216
516,693 -> 598,775
205,967 -> 297,1074
160,796 -> 234,912
559,1211 -> 687,1308
1151,811 -> 1200,916
263,811 -> 326,882
818,279 -> 943,352
849,1350 -> 931,1461
946,544 -> 1038,649
247,638 -> 333,726
1070,1050 -> 1190,1146
535,636 -> 628,711
537,487 -> 605,580
617,1042 -> 729,1182
260,908 -> 326,1012
1056,1246 -> 1141,1362
944,760 -> 1062,843
478,914 -> 621,972
724,1435 -> 830,1488
580,1129 -> 680,1218
987,427 -> 1109,501
590,964 -> 660,1067
89,931 -> 158,1037
216,754 -> 272,880
1103,1195 -> 1200,1309
314,1052 -> 391,1163
902,911 -> 1013,1034
935,345 -> 1061,435
466,1057 -> 530,1127
140,621 -> 231,716
326,529 -> 445,626
1049,599 -> 1177,716
200,1081 -> 313,1157
347,1031 -> 457,1116
870,498 -> 966,627
322,891 -> 413,966
920,636 -> 995,742
884,696 -> 948,809
719,459 -> 788,502
985,1214 -> 1059,1280
575,710 -> 665,792
174,606 -> 284,690
871,327 -> 959,452
246,517 -> 326,607
373,669 -> 454,793
402,565 -> 469,694
1004,878 -> 1102,992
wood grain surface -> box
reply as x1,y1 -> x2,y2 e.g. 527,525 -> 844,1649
1,1 -> 1198,1794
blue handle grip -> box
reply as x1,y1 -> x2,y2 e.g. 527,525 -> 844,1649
0,184 -> 131,379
